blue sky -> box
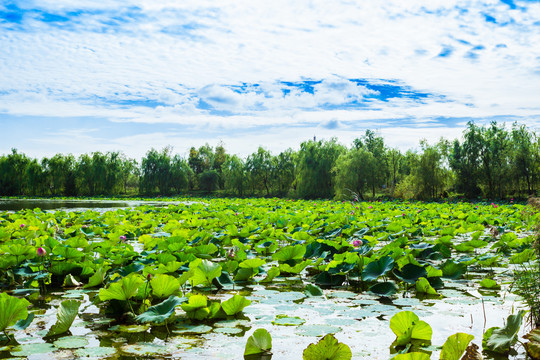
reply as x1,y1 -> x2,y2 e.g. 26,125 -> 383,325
0,0 -> 539,159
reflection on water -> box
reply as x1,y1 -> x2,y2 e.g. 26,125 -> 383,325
0,198 -> 170,211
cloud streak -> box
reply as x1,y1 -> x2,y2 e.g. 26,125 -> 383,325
0,0 -> 539,158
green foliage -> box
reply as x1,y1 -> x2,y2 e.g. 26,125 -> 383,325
189,259 -> 222,287
136,296 -> 187,324
483,310 -> 526,354
221,295 -> 251,316
303,333 -> 352,360
181,294 -> 210,320
99,273 -> 145,301
362,256 -> 394,281
150,274 -> 181,299
0,293 -> 31,332
440,333 -> 474,360
46,300 -> 81,337
244,328 -> 272,356
393,353 -> 430,360
390,311 -> 433,347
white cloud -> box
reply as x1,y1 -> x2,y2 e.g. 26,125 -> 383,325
0,0 -> 539,158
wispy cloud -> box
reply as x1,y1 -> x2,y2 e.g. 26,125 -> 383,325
0,0 -> 539,158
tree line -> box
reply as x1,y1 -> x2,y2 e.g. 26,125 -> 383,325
0,121 -> 538,200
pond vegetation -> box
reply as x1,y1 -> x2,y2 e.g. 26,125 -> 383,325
0,197 -> 538,359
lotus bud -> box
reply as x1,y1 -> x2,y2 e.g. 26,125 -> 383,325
352,240 -> 361,247
119,235 -> 126,241
37,247 -> 47,257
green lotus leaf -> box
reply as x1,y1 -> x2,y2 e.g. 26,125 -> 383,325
221,294 -> 251,316
362,256 -> 394,281
84,265 -> 110,288
99,273 -> 145,301
441,261 -> 467,279
244,328 -> 272,356
479,278 -> 500,290
0,292 -> 31,332
304,283 -> 324,297
390,311 -> 432,346
393,353 -> 430,360
13,312 -> 34,331
239,258 -> 266,269
181,294 -> 207,312
369,281 -> 398,297
150,274 -> 181,299
415,277 -> 438,295
393,264 -> 427,284
136,296 -> 187,324
46,299 -> 81,337
260,266 -> 280,283
440,332 -> 474,360
272,245 -> 306,262
189,259 -> 222,287
483,310 -> 526,354
302,333 -> 352,360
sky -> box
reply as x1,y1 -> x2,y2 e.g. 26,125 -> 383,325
0,0 -> 539,160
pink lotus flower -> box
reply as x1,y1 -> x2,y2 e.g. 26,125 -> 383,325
352,240 -> 362,247
494,205 -> 498,208
120,235 -> 126,241
37,247 -> 47,257
402,213 -> 406,216
368,206 -> 373,209
20,224 -> 25,228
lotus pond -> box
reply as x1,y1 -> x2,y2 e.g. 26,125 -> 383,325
0,198 -> 538,359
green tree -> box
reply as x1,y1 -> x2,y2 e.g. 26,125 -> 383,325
140,147 -> 172,195
333,147 -> 375,200
0,149 -> 30,196
222,155 -> 246,196
273,149 -> 296,196
296,138 -> 345,199
246,147 -> 274,196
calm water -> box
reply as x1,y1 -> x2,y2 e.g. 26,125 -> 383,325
0,198 -> 169,211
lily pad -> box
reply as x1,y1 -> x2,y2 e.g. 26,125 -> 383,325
108,324 -> 151,333
215,327 -> 243,334
121,342 -> 174,356
296,324 -> 342,337
75,346 -> 117,358
10,343 -> 55,357
272,315 -> 306,326
174,324 -> 213,334
53,335 -> 89,349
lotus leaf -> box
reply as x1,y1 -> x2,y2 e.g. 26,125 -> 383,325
390,311 -> 432,346
303,333 -> 352,360
99,273 -> 145,301
483,310 -> 526,354
440,332 -> 474,360
150,274 -> 180,298
46,299 -> 81,337
362,256 -> 394,281
136,295 -> 187,324
244,328 -> 272,356
0,293 -> 31,332
221,294 -> 251,316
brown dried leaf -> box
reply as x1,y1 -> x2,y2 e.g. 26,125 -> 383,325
460,342 -> 482,360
